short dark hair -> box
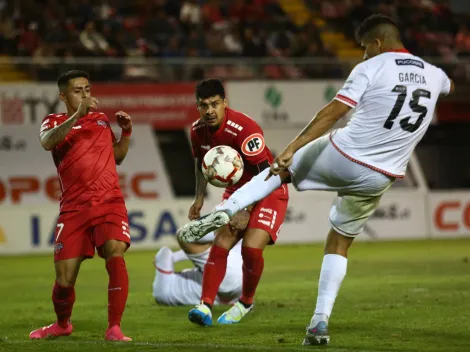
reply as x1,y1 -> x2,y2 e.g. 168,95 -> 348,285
195,78 -> 225,101
57,70 -> 90,92
355,14 -> 399,43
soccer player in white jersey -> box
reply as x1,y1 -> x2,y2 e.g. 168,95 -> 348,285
178,14 -> 454,345
152,231 -> 243,306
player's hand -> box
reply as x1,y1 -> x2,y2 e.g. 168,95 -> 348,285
229,209 -> 250,231
77,97 -> 99,117
116,111 -> 132,132
189,197 -> 204,220
265,147 -> 294,180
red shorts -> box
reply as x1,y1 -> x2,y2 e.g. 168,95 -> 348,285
223,184 -> 289,244
53,204 -> 131,262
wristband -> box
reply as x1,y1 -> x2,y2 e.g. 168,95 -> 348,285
121,129 -> 132,137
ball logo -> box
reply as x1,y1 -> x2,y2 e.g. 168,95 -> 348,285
242,133 -> 265,156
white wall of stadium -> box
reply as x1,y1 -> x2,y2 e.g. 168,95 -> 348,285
0,81 -> 467,255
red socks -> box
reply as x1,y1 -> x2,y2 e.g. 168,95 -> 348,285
200,246 -> 264,306
106,256 -> 129,328
240,247 -> 264,306
52,281 -> 75,328
201,245 -> 229,306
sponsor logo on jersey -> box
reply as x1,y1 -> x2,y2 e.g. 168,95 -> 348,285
241,133 -> 265,156
97,120 -> 107,127
224,128 -> 237,136
258,219 -> 271,226
72,126 -> 82,130
395,59 -> 424,69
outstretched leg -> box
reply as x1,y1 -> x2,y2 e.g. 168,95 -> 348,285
178,169 -> 290,243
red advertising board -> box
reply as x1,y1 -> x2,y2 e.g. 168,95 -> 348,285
429,192 -> 470,236
91,83 -> 199,129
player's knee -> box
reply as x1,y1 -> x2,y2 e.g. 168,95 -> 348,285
214,229 -> 238,250
242,229 -> 271,249
279,169 -> 291,184
325,228 -> 355,257
55,273 -> 77,287
54,258 -> 82,287
101,239 -> 127,260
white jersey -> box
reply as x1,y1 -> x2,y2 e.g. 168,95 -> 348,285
332,50 -> 451,177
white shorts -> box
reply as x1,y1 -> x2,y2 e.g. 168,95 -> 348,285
288,134 -> 394,236
153,244 -> 243,306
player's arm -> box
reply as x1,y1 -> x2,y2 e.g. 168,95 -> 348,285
195,157 -> 208,200
188,157 -> 208,220
39,97 -> 97,150
113,135 -> 131,165
113,111 -> 132,165
287,100 -> 351,153
285,63 -> 368,154
449,80 -> 455,95
188,127 -> 207,220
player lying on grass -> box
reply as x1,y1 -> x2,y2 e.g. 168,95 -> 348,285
152,231 -> 242,306
179,14 -> 454,345
184,78 -> 289,326
30,70 -> 133,341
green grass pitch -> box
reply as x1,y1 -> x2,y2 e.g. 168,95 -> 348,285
1,238 -> 469,352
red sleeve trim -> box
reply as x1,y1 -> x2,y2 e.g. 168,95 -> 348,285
156,267 -> 173,275
335,94 -> 357,107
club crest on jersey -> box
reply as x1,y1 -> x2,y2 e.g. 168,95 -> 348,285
97,120 -> 107,127
54,242 -> 63,254
241,133 -> 265,156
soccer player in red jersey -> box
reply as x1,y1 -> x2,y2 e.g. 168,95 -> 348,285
29,70 -> 133,341
181,78 -> 289,326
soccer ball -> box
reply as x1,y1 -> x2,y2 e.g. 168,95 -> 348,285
202,146 -> 244,188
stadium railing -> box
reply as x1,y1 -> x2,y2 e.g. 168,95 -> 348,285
0,56 -> 465,82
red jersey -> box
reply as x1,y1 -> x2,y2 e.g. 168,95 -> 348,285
40,112 -> 124,212
191,107 -> 286,196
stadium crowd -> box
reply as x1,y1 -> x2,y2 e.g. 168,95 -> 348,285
0,0 -> 469,81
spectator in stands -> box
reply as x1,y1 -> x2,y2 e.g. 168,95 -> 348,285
162,35 -> 184,58
14,0 -> 469,83
455,24 -> 470,57
0,6 -> 17,55
202,0 -> 225,29
17,22 -> 40,56
223,25 -> 243,56
79,21 -> 111,56
180,0 -> 202,28
242,27 -> 267,57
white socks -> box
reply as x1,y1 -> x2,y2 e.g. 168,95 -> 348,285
154,247 -> 174,272
311,254 -> 348,326
195,231 -> 216,244
172,250 -> 189,263
217,168 -> 282,217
